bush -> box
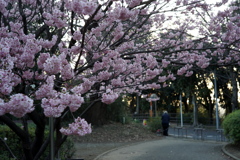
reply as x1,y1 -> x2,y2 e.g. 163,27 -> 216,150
176,113 -> 193,124
147,117 -> 162,132
59,137 -> 75,159
222,110 -> 240,144
0,124 -> 25,159
0,124 -> 75,159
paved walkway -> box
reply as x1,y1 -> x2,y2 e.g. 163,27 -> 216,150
95,136 -> 231,160
95,126 -> 237,160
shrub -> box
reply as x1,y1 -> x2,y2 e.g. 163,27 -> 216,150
0,124 -> 75,159
176,113 -> 193,124
0,125 -> 24,159
222,110 -> 240,144
147,117 -> 162,132
59,137 -> 75,159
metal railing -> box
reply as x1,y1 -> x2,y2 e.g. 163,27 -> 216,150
131,112 -> 221,126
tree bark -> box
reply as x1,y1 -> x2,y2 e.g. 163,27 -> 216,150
82,98 -> 108,126
230,67 -> 239,111
192,94 -> 198,126
182,96 -> 189,113
28,111 -> 46,158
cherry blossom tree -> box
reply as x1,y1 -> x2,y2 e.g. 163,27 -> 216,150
0,0 -> 239,159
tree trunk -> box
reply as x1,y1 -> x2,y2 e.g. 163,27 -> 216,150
202,77 -> 214,125
220,82 -> 232,114
129,95 -> 136,113
192,94 -> 198,126
230,67 -> 239,111
182,96 -> 189,113
82,99 -> 108,126
28,111 -> 46,159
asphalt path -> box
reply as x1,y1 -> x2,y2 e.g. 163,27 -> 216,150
96,136 -> 231,160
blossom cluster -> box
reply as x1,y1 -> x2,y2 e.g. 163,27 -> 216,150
0,94 -> 34,118
60,117 -> 92,136
101,89 -> 119,104
40,91 -> 84,117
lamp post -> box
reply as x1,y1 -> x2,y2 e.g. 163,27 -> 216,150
179,93 -> 183,127
213,70 -> 220,130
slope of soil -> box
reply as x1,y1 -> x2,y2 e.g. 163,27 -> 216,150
71,122 -> 162,160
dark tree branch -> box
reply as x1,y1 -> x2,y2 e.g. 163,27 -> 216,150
74,4 -> 102,72
18,0 -> 28,34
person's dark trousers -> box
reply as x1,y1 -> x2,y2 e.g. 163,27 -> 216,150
162,123 -> 169,136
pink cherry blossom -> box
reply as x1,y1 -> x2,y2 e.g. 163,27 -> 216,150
35,76 -> 56,99
37,53 -> 51,69
128,0 -> 142,8
7,94 -> 34,118
146,83 -> 161,89
185,71 -> 193,77
60,93 -> 84,112
0,70 -> 14,95
61,63 -> 74,81
83,2 -> 97,15
101,89 -> 119,104
111,77 -> 125,87
158,76 -> 167,83
41,98 -> 66,117
60,117 -> 92,136
98,71 -> 112,81
22,70 -> 34,80
43,55 -> 62,75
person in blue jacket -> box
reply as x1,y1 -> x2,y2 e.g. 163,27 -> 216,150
162,111 -> 170,136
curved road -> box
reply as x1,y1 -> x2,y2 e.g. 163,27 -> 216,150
96,137 -> 231,160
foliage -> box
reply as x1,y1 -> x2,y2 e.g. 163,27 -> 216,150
59,137 -> 75,159
138,97 -> 150,113
122,115 -> 133,125
147,117 -> 162,132
107,97 -> 129,123
197,111 -> 213,125
176,113 -> 193,124
222,110 -> 240,144
0,125 -> 21,160
0,124 -> 74,159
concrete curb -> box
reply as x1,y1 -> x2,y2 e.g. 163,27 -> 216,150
222,144 -> 240,160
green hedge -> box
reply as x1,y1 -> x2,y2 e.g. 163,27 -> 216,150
147,117 -> 162,132
222,110 -> 240,144
0,124 -> 75,159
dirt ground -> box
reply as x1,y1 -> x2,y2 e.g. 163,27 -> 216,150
71,121 -> 162,160
224,143 -> 240,159
70,122 -> 240,160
